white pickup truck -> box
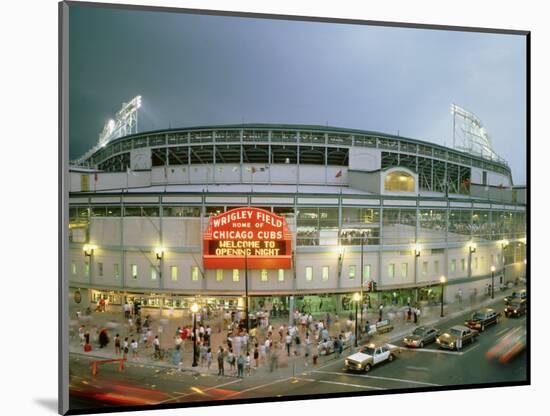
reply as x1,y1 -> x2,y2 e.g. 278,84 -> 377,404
344,343 -> 400,372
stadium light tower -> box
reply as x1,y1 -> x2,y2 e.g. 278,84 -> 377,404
73,95 -> 142,166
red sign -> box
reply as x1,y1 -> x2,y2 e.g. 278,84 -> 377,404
203,207 -> 292,269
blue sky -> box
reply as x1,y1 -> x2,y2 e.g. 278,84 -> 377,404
69,6 -> 527,183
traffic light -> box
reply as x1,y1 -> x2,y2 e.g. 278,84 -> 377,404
372,281 -> 377,292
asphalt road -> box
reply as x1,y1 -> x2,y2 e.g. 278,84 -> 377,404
69,298 -> 527,411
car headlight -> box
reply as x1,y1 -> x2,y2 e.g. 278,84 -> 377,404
514,310 -> 518,313
357,363 -> 362,369
436,339 -> 440,343
450,343 -> 454,348
345,360 -> 349,365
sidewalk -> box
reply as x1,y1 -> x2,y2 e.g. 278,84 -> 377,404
68,286 -> 519,378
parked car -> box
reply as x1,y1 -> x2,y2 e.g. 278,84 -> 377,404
403,326 -> 440,348
464,308 -> 500,331
344,343 -> 400,372
504,300 -> 527,317
436,325 -> 479,350
504,289 -> 527,304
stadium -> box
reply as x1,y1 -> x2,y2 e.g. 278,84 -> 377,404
67,98 -> 527,317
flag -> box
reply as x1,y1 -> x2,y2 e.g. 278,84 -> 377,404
463,178 -> 470,186
335,170 -> 342,178
497,183 -> 503,189
251,166 -> 257,174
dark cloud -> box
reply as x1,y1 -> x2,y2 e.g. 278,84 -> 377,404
69,5 -> 527,183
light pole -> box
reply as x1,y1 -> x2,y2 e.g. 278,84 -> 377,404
440,276 -> 446,317
244,251 -> 249,354
191,302 -> 199,367
154,247 -> 165,314
353,292 -> 361,347
468,242 -> 476,279
414,244 -> 421,301
359,231 -> 367,330
83,244 -> 96,285
490,265 -> 496,299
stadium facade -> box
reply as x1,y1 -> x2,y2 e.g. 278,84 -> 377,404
67,124 -> 527,315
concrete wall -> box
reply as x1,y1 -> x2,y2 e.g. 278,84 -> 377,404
68,241 -> 506,295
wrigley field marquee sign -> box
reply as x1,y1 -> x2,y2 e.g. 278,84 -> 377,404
203,207 -> 292,269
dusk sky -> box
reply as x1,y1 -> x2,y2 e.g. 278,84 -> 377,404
69,5 -> 527,183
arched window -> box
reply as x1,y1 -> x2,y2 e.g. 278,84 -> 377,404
384,171 -> 415,192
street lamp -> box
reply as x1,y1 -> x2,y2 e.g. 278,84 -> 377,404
83,244 -> 96,257
440,276 -> 446,317
352,292 -> 361,347
154,247 -> 165,261
413,244 -> 421,298
190,302 -> 199,367
490,265 -> 496,299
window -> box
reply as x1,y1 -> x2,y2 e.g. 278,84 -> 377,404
461,258 -> 466,272
321,266 -> 329,281
388,264 -> 395,278
261,269 -> 268,282
192,266 -> 200,281
131,264 -> 138,279
384,170 -> 415,192
98,262 -> 103,277
363,264 -> 371,279
434,260 -> 440,274
216,269 -> 223,282
171,266 -> 178,281
401,263 -> 408,278
422,261 -> 428,275
113,263 -> 120,279
451,259 -> 456,273
232,269 -> 239,282
84,262 -> 90,277
305,266 -> 313,281
348,265 -> 356,280
278,269 -> 285,282
71,261 -> 77,276
150,265 -> 157,280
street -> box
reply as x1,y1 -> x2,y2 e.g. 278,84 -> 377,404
69,296 -> 527,411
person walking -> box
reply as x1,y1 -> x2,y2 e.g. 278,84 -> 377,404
227,349 -> 236,374
131,339 -> 138,358
114,333 -> 121,355
304,336 -> 311,366
207,347 -> 213,370
217,347 -> 225,376
378,304 -> 384,321
153,335 -> 161,360
237,354 -> 245,378
245,353 -> 251,376
312,341 -> 319,366
285,332 -> 292,357
407,307 -> 412,322
253,344 -> 259,368
123,337 -> 129,359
